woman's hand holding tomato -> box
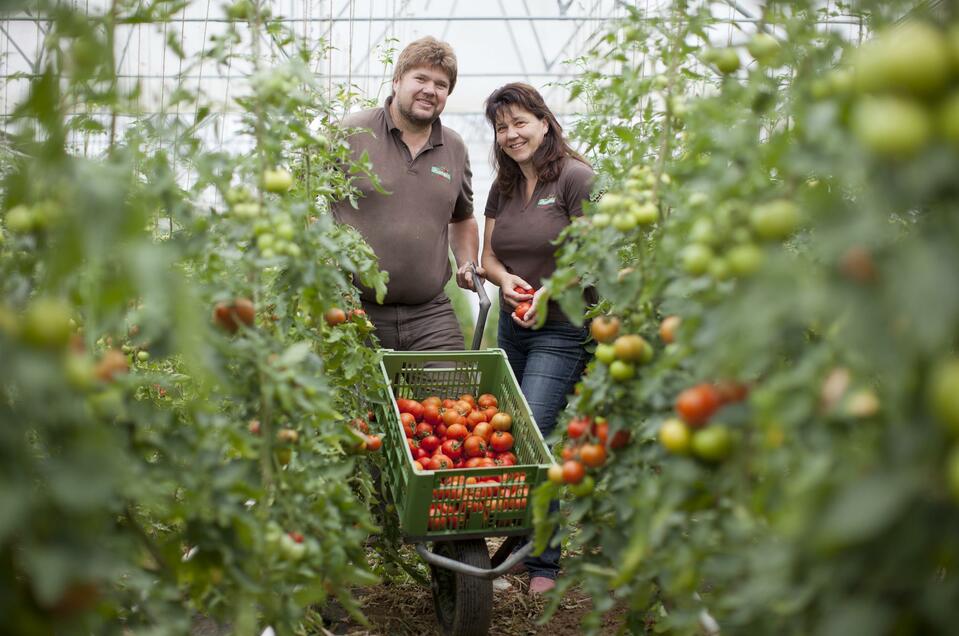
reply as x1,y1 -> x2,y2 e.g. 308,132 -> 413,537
512,286 -> 547,329
502,274 -> 535,309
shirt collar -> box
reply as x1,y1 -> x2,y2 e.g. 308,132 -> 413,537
383,96 -> 445,147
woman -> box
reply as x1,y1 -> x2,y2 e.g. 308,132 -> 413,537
481,83 -> 594,594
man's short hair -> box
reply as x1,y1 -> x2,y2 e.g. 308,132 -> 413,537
393,36 -> 458,93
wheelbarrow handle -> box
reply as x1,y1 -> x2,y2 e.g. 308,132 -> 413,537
415,540 -> 533,580
468,261 -> 490,352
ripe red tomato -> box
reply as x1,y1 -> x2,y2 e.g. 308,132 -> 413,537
324,307 -> 347,326
714,379 -> 749,404
494,451 -> 518,466
514,285 -> 535,296
446,423 -> 469,441
675,384 -> 722,427
414,447 -> 430,461
580,443 -> 607,468
567,416 -> 590,439
434,422 -> 448,438
365,435 -> 382,452
399,412 -> 415,435
482,406 -> 499,421
442,408 -> 462,427
592,420 -> 608,445
609,429 -> 631,450
397,398 -> 425,422
459,394 -> 476,407
562,460 -> 586,484
428,454 -> 453,470
489,431 -> 514,453
477,393 -> 498,408
422,396 -> 442,408
453,400 -> 473,416
514,302 -> 532,320
414,422 -> 433,440
441,438 -> 463,460
419,435 -> 441,453
422,404 -> 442,425
467,410 -> 488,427
463,435 -> 487,458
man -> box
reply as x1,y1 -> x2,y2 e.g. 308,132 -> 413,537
331,36 -> 482,351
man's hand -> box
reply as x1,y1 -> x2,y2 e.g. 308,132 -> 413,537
456,261 -> 486,291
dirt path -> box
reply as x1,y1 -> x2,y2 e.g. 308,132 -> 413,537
320,574 -> 625,635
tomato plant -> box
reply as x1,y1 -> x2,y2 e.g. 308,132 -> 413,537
536,2 -> 959,634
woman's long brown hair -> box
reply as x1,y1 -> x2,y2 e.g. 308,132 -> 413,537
484,82 -> 588,198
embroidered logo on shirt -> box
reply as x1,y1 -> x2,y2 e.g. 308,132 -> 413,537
537,195 -> 556,207
431,166 -> 452,181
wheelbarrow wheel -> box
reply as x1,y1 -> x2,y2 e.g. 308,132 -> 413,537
429,539 -> 493,636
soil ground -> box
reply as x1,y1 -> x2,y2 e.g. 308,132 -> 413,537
316,537 -> 627,636
321,574 -> 625,636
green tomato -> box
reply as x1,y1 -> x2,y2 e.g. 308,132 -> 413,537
708,257 -> 732,281
659,418 -> 691,454
137,350 -> 150,362
612,213 -> 637,232
827,68 -> 854,95
681,244 -> 714,276
263,168 -> 293,193
5,205 -> 34,234
256,233 -> 275,251
853,21 -> 950,97
928,357 -> 959,435
233,202 -> 260,219
226,0 -> 252,20
691,424 -> 732,462
64,352 -> 96,391
286,243 -> 302,258
714,48 -> 741,74
591,213 -> 611,228
595,343 -> 617,365
597,193 -> 624,215
689,218 -> 717,246
688,192 -> 709,208
632,202 -> 659,226
253,219 -> 271,236
21,298 -> 73,349
568,475 -> 595,497
275,222 -> 295,241
747,33 -> 780,65
940,91 -> 959,147
280,534 -> 306,561
851,96 -> 932,158
609,360 -> 636,382
726,243 -> 764,277
750,199 -> 800,241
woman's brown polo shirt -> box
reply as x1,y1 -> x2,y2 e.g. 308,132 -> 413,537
485,156 -> 595,323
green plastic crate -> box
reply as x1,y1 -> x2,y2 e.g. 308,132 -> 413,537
377,349 -> 553,541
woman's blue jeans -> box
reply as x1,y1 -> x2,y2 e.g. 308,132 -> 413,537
497,311 -> 590,580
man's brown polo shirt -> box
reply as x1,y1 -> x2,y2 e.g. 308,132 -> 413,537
332,97 -> 473,305
485,156 -> 595,323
